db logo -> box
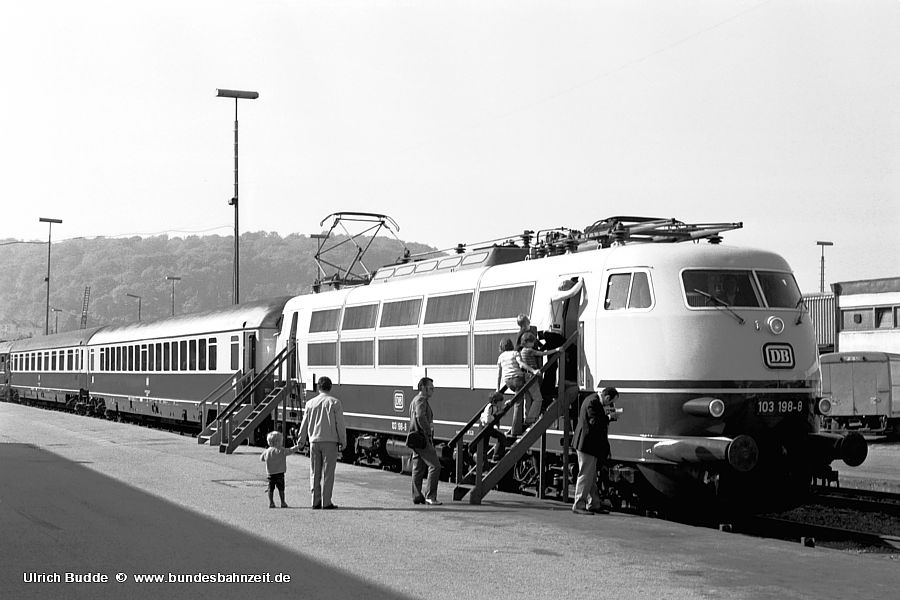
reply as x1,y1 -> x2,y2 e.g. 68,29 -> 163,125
393,390 -> 405,412
763,343 -> 794,369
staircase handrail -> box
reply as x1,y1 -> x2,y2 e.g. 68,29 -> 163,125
198,369 -> 247,430
216,346 -> 289,425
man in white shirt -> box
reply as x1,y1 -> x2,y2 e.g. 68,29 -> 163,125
298,376 -> 347,510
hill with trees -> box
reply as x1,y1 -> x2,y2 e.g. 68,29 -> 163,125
0,232 -> 433,339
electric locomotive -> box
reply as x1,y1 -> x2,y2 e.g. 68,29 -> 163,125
274,217 -> 867,510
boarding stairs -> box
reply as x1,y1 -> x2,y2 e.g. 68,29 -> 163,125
197,370 -> 253,446
450,332 -> 579,505
209,344 -> 296,454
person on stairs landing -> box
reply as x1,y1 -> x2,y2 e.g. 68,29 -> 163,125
298,376 -> 346,510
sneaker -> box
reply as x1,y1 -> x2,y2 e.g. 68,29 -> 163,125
572,507 -> 594,516
424,499 -> 442,506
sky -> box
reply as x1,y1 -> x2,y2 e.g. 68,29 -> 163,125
1,0 -> 898,294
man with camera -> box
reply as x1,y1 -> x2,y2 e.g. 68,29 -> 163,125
572,387 -> 619,516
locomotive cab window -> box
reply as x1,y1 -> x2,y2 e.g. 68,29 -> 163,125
605,271 -> 653,310
682,270 -> 760,308
755,271 -> 802,309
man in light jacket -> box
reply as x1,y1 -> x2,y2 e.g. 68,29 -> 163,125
298,376 -> 347,510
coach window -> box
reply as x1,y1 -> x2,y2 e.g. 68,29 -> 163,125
51,351 -> 57,371
230,336 -> 239,371
340,340 -> 374,366
378,338 -> 418,366
162,343 -> 170,371
308,342 -> 337,366
189,340 -> 197,371
380,298 -> 422,327
140,345 -> 148,371
208,339 -> 217,370
171,342 -> 179,372
423,335 -> 468,366
180,341 -> 188,371
67,349 -> 73,371
476,285 -> 534,320
895,307 -> 900,329
149,344 -> 156,371
309,308 -> 341,333
424,292 -> 473,324
342,304 -> 378,330
197,339 -> 206,370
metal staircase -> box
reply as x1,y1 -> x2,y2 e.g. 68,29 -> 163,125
197,370 -> 250,445
451,332 -> 579,504
200,344 -> 296,455
220,385 -> 288,454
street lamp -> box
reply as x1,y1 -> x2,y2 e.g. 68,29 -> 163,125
216,88 -> 259,305
39,217 -> 63,335
51,308 -> 62,334
125,293 -> 142,322
166,276 -> 181,316
816,241 -> 834,293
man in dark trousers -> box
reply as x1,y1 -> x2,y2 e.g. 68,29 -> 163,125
572,387 -> 618,515
409,377 -> 442,506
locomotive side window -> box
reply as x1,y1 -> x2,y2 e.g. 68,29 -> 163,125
308,342 -> 337,366
682,270 -> 760,307
475,285 -> 534,320
474,332 -> 518,365
309,308 -> 341,333
605,272 -> 653,310
378,338 -> 418,366
380,298 -> 422,327
342,304 -> 378,330
340,340 -> 375,366
423,335 -> 468,365
755,271 -> 801,308
424,292 -> 473,324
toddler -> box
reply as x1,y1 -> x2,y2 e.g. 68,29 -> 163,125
260,431 -> 301,508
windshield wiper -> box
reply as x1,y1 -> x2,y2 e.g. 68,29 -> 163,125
693,289 -> 745,325
794,296 -> 807,325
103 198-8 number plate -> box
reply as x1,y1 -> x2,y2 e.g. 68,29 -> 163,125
756,399 -> 806,416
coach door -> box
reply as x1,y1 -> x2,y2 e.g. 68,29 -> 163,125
244,333 -> 257,375
853,359 -> 888,418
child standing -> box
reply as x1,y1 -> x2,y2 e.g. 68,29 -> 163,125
260,431 -> 301,508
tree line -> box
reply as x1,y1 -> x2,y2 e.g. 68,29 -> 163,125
0,232 -> 433,338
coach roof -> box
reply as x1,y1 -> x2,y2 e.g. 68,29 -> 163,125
9,327 -> 104,353
89,296 -> 292,345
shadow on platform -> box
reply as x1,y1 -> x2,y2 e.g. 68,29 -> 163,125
0,443 -> 411,600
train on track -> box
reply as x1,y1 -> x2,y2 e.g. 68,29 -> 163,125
0,216 -> 868,512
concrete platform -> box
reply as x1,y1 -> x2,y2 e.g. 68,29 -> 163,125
1,402 -> 898,600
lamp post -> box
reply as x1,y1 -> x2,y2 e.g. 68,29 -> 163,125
39,217 -> 63,335
216,88 -> 259,305
51,308 -> 62,334
125,293 -> 142,322
816,241 -> 834,293
166,276 -> 181,316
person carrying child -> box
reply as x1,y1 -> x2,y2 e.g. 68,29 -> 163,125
260,430 -> 301,508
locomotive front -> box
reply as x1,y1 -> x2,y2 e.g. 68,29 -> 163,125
595,244 -> 866,512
